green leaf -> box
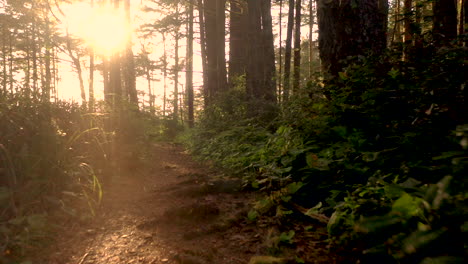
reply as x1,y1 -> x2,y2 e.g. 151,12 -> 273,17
278,230 -> 295,244
286,182 -> 303,194
305,202 -> 323,216
391,193 -> 423,217
384,184 -> 404,199
247,210 -> 258,222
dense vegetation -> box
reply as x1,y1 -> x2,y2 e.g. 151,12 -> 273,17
184,44 -> 467,262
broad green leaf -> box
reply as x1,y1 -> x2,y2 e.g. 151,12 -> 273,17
391,193 -> 423,217
247,210 -> 258,222
278,230 -> 295,244
384,184 -> 404,199
286,182 -> 303,194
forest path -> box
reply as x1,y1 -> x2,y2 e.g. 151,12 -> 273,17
40,143 -> 260,264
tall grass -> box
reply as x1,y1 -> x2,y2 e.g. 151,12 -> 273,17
0,94 -> 111,261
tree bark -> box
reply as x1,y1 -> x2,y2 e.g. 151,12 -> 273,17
186,0 -> 194,127
197,0 -> 209,107
283,0 -> 295,101
433,0 -> 458,47
317,0 -> 388,77
292,0 -> 301,92
260,0 -> 276,101
173,4 -> 180,122
228,0 -> 248,86
204,0 -> 226,104
124,0 -> 138,105
89,0 -> 95,111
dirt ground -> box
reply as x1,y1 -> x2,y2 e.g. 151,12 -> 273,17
32,143 -> 333,264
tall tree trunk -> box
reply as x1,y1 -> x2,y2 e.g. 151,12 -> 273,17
283,0 -> 295,101
89,48 -> 95,111
246,0 -> 262,99
2,26 -> 7,94
124,0 -> 138,106
228,0 -> 248,86
464,0 -> 468,46
403,0 -> 413,60
173,4 -> 180,122
292,0 -> 301,92
278,0 -> 283,102
8,29 -> 15,94
204,0 -> 226,104
103,57 -> 111,103
246,0 -> 276,102
197,0 -> 209,107
109,0 -> 122,108
216,0 -> 227,92
317,0 -> 388,77
308,0 -> 314,79
391,0 -> 403,44
186,0 -> 194,128
89,0 -> 95,111
32,18 -> 38,93
260,0 -> 277,101
162,33 -> 167,117
433,0 -> 458,47
44,15 -> 52,102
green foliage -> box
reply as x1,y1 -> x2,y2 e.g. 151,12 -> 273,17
184,43 -> 467,262
0,94 -> 114,261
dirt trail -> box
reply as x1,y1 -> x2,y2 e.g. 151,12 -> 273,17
40,143 -> 261,264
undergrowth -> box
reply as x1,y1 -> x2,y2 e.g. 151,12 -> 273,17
0,94 -> 165,263
183,45 -> 467,263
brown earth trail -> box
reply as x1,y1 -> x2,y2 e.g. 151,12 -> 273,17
34,143 -> 334,264
38,143 -> 260,264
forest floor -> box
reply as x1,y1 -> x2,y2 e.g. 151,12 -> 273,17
33,143 -> 333,264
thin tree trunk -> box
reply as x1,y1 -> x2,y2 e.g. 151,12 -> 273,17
186,0 -> 194,128
216,0 -> 227,93
197,0 -> 209,107
283,0 -> 295,101
32,12 -> 38,93
163,33 -> 167,117
308,0 -> 314,79
173,5 -> 180,122
9,29 -> 14,93
109,0 -> 122,108
124,0 -> 138,105
103,57 -> 111,103
278,0 -> 283,102
44,15 -> 52,102
2,26 -> 7,94
292,0 -> 301,92
89,0 -> 95,112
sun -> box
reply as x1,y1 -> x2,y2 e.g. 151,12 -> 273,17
62,2 -> 130,56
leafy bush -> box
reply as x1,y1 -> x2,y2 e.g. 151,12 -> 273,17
184,45 -> 467,262
0,94 -> 111,261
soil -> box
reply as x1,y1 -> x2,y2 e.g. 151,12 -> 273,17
30,143 -> 333,264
